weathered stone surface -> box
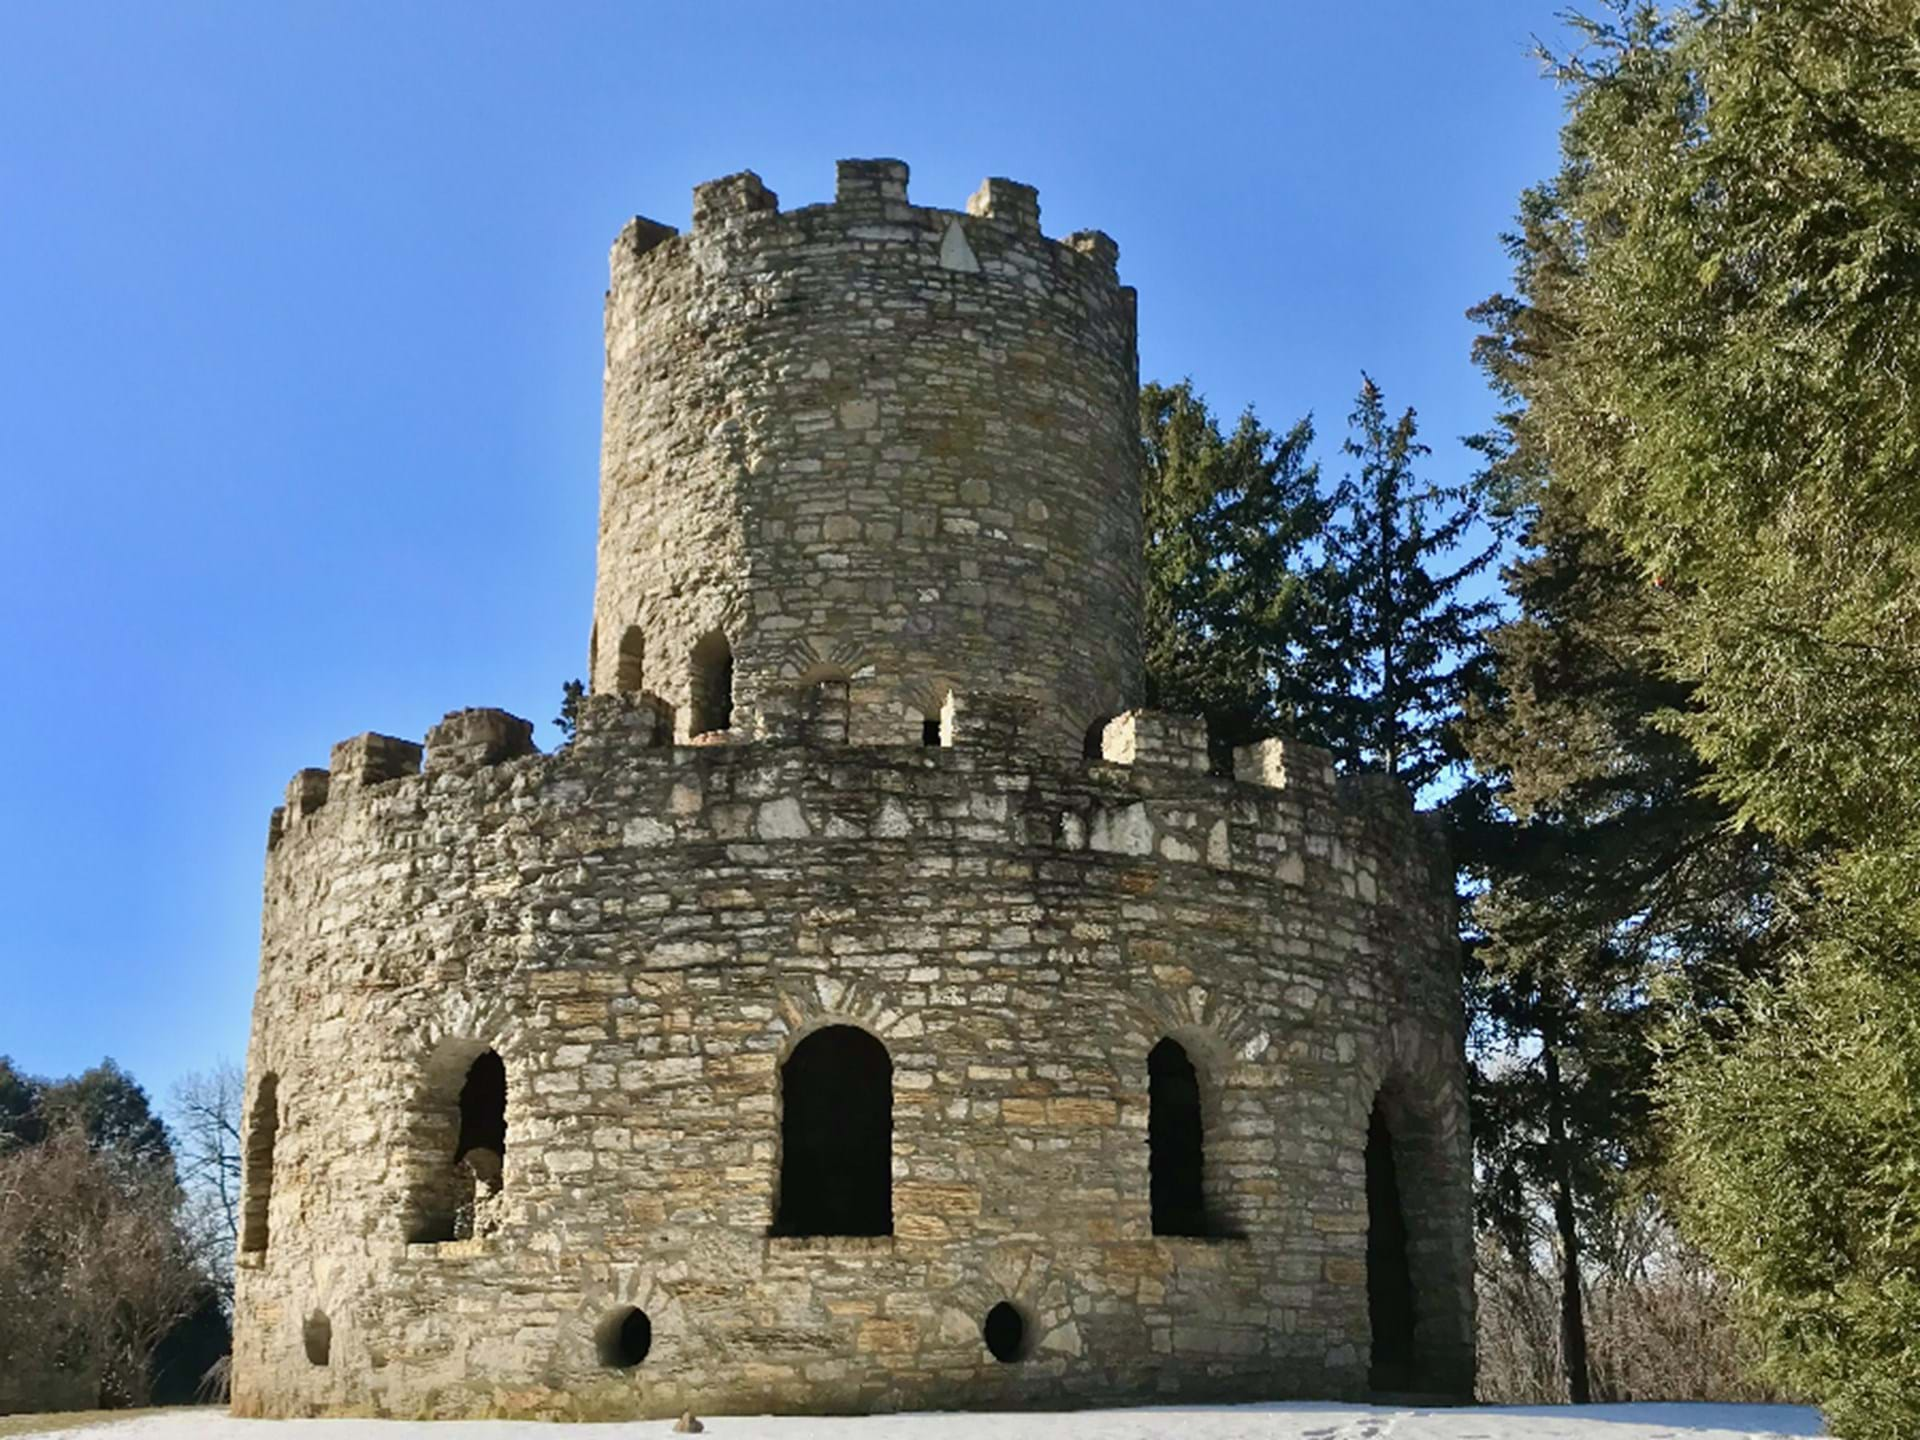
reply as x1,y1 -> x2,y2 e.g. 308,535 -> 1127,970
587,157 -> 1141,751
231,158 -> 1474,1423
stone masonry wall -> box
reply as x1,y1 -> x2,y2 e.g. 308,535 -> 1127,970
230,696 -> 1473,1419
590,160 -> 1143,748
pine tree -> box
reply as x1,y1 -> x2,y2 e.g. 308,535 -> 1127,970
1478,5 -> 1920,1432
1320,377 -> 1498,792
1139,381 -> 1336,765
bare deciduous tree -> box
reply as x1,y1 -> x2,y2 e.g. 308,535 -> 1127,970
0,1127 -> 204,1408
169,1061 -> 243,1303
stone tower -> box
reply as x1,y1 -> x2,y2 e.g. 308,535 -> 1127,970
589,159 -> 1141,748
231,159 -> 1474,1421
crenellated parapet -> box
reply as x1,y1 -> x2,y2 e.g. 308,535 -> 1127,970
264,697 -> 1452,948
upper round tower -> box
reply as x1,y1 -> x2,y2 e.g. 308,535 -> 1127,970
590,158 -> 1142,748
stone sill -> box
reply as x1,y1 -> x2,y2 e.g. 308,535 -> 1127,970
764,1233 -> 898,1256
1154,1233 -> 1254,1252
404,1237 -> 498,1260
235,1251 -> 266,1271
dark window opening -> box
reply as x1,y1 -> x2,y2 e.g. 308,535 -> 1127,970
1083,715 -> 1117,761
596,1305 -> 652,1368
1366,1099 -> 1417,1389
983,1301 -> 1027,1363
1149,1038 -> 1209,1237
303,1311 -> 331,1368
773,1025 -> 892,1237
690,631 -> 734,734
240,1073 -> 278,1255
921,716 -> 942,747
456,1050 -> 507,1164
616,625 -> 646,692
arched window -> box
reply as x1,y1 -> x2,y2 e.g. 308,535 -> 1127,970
406,1046 -> 507,1244
1148,1038 -> 1209,1237
616,626 -> 646,693
1367,1096 -> 1418,1389
773,1025 -> 892,1236
690,631 -> 734,735
918,688 -> 952,747
239,1073 -> 279,1255
1083,715 -> 1117,761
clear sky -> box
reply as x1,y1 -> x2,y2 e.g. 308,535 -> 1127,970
0,3 -> 1574,1113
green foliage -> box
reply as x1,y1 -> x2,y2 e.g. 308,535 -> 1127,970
43,1060 -> 174,1174
1139,377 -> 1493,789
1481,3 -> 1920,1431
1321,377 -> 1498,790
1139,380 -> 1334,763
1668,949 -> 1920,1438
554,678 -> 586,742
0,1056 -> 173,1173
0,1057 -> 46,1153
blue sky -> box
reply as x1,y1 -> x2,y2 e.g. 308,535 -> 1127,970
0,4 -> 1574,1113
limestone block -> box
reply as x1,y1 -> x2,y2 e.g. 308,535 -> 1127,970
327,732 -> 421,788
835,157 -> 909,207
1099,710 -> 1208,772
691,170 -> 777,227
967,176 -> 1041,233
284,767 -> 330,820
425,708 -> 536,772
1232,737 -> 1335,797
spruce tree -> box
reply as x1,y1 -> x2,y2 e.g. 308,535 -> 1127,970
1320,377 -> 1498,792
1139,381 -> 1335,765
1479,5 -> 1920,1431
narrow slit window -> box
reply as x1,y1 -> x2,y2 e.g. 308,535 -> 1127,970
616,626 -> 646,692
690,631 -> 734,734
239,1073 -> 279,1255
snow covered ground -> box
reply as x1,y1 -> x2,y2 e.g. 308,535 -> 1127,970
17,1403 -> 1826,1440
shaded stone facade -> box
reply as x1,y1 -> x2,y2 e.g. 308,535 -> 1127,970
231,160 -> 1474,1420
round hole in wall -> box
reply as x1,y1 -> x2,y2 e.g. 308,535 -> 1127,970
595,1305 -> 652,1369
303,1310 -> 332,1367
983,1300 -> 1027,1363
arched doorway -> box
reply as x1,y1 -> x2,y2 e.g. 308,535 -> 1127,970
773,1025 -> 892,1236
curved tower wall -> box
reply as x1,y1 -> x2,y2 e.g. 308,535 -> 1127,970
231,702 -> 1475,1419
590,160 -> 1142,747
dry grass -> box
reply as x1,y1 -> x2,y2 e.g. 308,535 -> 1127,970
0,1409 -> 214,1437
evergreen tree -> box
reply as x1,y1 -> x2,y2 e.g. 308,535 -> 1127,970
1481,5 -> 1920,1432
0,1058 -> 45,1153
554,678 -> 586,742
1321,377 -> 1498,792
42,1059 -> 175,1175
1139,380 -> 1335,764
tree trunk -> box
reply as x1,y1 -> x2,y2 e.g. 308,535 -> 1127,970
1543,1039 -> 1592,1404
